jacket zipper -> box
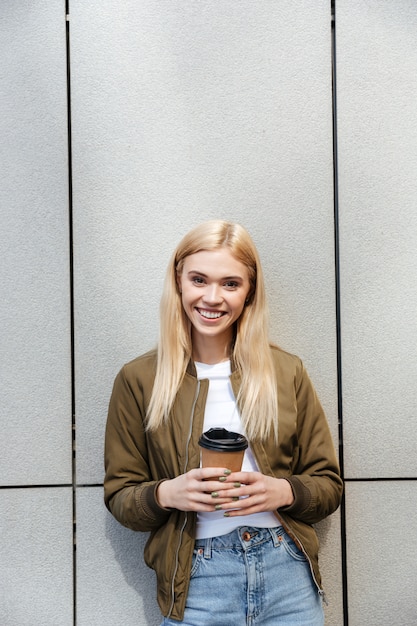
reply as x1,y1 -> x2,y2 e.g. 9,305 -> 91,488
167,380 -> 201,618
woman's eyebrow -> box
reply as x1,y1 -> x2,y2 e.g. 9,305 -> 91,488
187,270 -> 208,276
187,270 -> 243,281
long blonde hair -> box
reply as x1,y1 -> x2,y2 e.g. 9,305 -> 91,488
146,220 -> 278,441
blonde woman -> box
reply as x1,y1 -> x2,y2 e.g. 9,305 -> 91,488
104,220 -> 343,626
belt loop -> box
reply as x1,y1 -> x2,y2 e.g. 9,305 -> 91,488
204,536 -> 212,559
268,526 -> 281,547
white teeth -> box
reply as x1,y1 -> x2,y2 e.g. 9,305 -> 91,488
199,309 -> 223,319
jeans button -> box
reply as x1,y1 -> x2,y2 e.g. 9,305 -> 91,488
242,531 -> 251,542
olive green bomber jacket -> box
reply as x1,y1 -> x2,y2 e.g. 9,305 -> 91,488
104,346 -> 343,621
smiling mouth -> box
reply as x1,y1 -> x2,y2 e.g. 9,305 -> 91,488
196,308 -> 225,319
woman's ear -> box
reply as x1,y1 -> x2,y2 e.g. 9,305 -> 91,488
245,290 -> 253,305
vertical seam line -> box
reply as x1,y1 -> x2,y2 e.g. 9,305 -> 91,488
331,2 -> 349,624
65,3 -> 76,625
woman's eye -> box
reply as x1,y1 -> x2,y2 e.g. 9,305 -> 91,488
224,281 -> 239,289
192,276 -> 205,285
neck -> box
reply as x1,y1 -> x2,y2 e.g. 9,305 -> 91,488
191,332 -> 232,365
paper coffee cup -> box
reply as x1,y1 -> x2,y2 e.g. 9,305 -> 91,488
198,428 -> 248,474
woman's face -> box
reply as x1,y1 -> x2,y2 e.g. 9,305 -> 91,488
177,248 -> 251,350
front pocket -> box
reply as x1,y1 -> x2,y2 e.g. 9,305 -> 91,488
279,531 -> 307,562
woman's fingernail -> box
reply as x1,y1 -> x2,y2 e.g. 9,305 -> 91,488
214,504 -> 222,511
223,469 -> 232,475
223,512 -> 230,517
211,492 -> 219,498
232,497 -> 239,501
233,482 -> 241,488
218,476 -> 227,482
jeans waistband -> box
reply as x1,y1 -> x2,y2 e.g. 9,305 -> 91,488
194,526 -> 284,554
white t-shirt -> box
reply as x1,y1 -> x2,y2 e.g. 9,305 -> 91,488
195,360 -> 280,539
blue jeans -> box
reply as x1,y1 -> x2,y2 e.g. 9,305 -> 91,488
161,526 -> 324,626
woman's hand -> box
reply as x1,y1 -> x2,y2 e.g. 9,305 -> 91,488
214,471 -> 295,517
156,469 -> 294,515
156,468 -> 241,512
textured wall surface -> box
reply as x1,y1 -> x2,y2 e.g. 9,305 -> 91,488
337,0 -> 417,480
2,1 -> 416,624
76,487 -> 159,626
0,1 -> 71,487
0,488 -> 73,626
337,0 -> 417,624
344,482 -> 417,626
0,3 -> 73,624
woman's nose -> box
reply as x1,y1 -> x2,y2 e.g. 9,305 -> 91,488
203,284 -> 222,304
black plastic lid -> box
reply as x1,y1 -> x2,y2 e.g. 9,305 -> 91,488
198,428 -> 248,452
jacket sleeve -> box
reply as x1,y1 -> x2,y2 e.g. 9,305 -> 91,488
280,360 -> 343,525
104,366 -> 171,532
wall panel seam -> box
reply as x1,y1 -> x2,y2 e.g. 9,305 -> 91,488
65,2 -> 77,625
331,1 -> 349,624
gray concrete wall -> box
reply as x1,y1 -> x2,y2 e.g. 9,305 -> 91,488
337,1 -> 417,624
1,2 -> 416,624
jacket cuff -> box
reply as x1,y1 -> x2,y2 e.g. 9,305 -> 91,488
136,480 -> 172,522
278,477 -> 312,517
